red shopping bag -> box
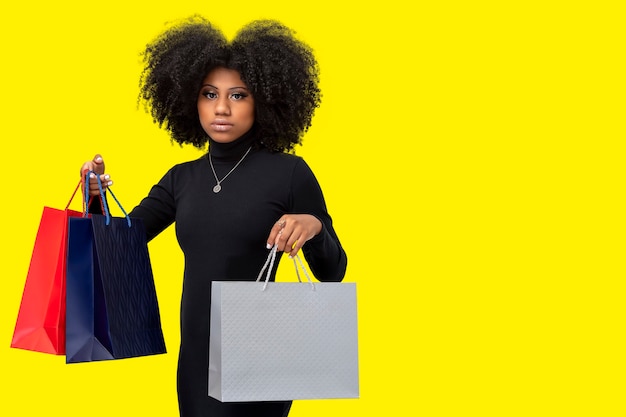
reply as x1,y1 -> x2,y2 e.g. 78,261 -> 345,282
11,182 -> 84,354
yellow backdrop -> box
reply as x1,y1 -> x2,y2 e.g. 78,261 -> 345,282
1,1 -> 623,416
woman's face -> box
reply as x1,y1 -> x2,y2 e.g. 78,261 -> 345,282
198,67 -> 255,143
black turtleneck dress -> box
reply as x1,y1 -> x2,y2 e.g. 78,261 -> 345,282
126,131 -> 348,417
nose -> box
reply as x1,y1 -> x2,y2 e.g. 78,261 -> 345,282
214,95 -> 230,115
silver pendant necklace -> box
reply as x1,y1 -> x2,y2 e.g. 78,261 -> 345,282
208,146 -> 252,193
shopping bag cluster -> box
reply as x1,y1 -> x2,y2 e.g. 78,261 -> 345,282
11,174 -> 166,363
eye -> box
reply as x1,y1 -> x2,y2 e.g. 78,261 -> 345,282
202,91 -> 217,99
230,92 -> 247,100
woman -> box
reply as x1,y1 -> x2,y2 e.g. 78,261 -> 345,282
81,16 -> 347,417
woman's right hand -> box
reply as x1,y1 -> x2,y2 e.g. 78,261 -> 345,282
80,154 -> 113,196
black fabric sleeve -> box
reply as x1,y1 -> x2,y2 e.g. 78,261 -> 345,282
127,169 -> 177,242
290,159 -> 347,282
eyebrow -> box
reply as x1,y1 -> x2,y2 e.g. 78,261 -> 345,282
201,83 -> 249,90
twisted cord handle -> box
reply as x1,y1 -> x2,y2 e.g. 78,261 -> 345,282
293,253 -> 315,291
256,244 -> 316,291
65,178 -> 89,212
256,244 -> 278,291
84,171 -> 131,227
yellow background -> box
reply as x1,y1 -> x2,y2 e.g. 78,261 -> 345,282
1,1 -> 624,416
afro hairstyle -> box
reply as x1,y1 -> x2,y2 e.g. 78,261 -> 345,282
139,16 -> 321,152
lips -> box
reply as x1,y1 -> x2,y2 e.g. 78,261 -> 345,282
211,120 -> 233,132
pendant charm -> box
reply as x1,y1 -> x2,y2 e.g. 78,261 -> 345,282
208,147 -> 251,195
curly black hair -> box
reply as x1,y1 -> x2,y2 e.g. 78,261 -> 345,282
139,16 -> 321,153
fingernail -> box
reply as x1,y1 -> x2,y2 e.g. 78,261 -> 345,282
89,173 -> 96,178
288,255 -> 293,259
96,157 -> 102,162
266,243 -> 272,249
107,181 -> 113,186
104,174 -> 110,180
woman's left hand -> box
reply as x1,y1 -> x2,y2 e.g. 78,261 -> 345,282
266,214 -> 322,258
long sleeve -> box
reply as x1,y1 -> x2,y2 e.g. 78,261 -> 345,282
87,170 -> 176,243
290,159 -> 347,282
128,169 -> 177,242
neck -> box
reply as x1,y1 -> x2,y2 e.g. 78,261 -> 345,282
208,126 -> 257,160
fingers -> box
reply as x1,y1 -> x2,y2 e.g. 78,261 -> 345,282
80,154 -> 111,196
266,219 -> 287,250
91,154 -> 105,175
274,228 -> 301,257
86,172 -> 113,196
274,221 -> 306,258
265,215 -> 322,258
79,154 -> 105,177
282,233 -> 305,259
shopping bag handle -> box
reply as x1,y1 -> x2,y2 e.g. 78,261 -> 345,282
84,170 -> 131,227
68,177 -> 100,214
255,244 -> 315,291
65,179 -> 85,211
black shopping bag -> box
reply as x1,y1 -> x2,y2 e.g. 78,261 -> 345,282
65,174 -> 166,363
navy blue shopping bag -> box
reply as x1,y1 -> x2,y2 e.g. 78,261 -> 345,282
65,173 -> 166,363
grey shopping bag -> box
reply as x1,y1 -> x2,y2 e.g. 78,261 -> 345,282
208,246 -> 359,402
